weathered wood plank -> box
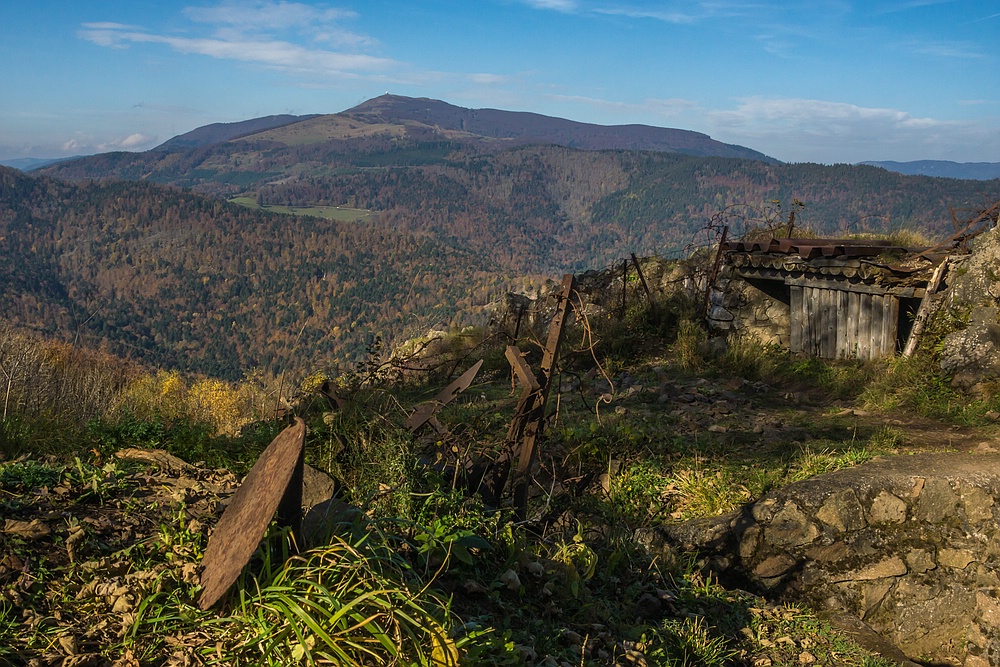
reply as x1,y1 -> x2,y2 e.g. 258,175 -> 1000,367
902,258 -> 950,358
826,290 -> 837,358
836,289 -> 849,358
884,294 -> 899,356
857,295 -> 871,360
847,291 -> 860,359
789,286 -> 803,353
803,286 -> 815,356
784,275 -> 924,298
869,294 -> 884,360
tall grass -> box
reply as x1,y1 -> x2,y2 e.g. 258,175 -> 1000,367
860,354 -> 1000,424
219,533 -> 460,666
0,323 -> 274,458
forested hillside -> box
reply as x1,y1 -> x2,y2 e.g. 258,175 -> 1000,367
0,167 -> 514,378
11,103 -> 999,379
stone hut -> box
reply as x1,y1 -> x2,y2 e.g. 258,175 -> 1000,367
708,238 -> 946,360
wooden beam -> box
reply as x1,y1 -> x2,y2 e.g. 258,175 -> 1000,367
784,275 -> 925,298
902,258 -> 950,358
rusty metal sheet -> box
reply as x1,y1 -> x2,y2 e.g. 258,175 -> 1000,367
512,274 -> 576,519
405,359 -> 484,432
505,346 -> 539,392
725,238 -> 919,260
198,418 -> 306,610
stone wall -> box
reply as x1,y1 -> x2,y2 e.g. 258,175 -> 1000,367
663,453 -> 1000,666
707,270 -> 791,347
488,257 -> 700,339
938,221 -> 1000,389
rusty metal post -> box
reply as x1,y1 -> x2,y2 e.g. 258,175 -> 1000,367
630,253 -> 656,317
621,259 -> 628,316
703,225 -> 729,318
512,274 -> 576,520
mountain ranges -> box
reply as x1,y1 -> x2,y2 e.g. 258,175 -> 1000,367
3,95 -> 997,378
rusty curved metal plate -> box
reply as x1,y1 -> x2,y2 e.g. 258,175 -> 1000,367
198,417 -> 305,609
405,359 -> 484,431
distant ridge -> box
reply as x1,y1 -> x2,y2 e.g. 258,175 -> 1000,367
346,94 -> 777,162
155,114 -> 321,151
0,156 -> 82,171
861,160 -> 1000,181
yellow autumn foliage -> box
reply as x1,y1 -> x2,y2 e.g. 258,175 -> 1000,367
116,369 -> 266,436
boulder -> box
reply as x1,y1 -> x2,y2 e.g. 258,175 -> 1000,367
660,452 -> 1000,666
938,220 -> 1000,386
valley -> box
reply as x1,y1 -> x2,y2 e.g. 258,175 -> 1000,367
3,96 -> 997,380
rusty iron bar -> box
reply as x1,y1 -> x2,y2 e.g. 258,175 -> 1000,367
621,258 -> 628,316
404,359 -> 484,432
630,253 -> 656,317
198,418 -> 306,610
505,345 -> 539,392
703,225 -> 729,317
511,274 -> 576,520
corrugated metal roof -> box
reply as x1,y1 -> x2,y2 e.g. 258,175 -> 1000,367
721,238 -> 918,260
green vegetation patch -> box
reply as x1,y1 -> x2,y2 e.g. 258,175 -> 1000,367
228,196 -> 373,221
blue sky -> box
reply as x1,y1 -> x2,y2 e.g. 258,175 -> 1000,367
1,0 -> 997,164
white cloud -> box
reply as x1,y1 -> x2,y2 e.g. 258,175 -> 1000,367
121,133 -> 153,148
900,39 -> 986,59
468,73 -> 515,85
95,133 -> 158,152
78,24 -> 397,76
548,93 -> 699,120
183,2 -> 356,30
520,0 -> 579,11
61,139 -> 80,152
706,97 -> 1000,162
592,7 -> 700,23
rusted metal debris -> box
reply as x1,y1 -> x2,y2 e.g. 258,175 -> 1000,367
922,200 -> 1000,256
479,276 -> 577,512
198,418 -> 306,610
505,346 -> 539,393
630,253 -> 657,317
722,237 -> 917,260
405,359 -> 484,432
504,274 -> 576,520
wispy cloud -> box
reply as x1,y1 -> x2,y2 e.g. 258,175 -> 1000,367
182,2 -> 376,49
707,97 -> 998,162
80,2 -> 396,78
899,38 -> 986,59
80,24 -> 396,75
875,0 -> 955,14
547,93 -> 699,119
182,2 -> 356,30
711,97 -> 941,131
519,0 -> 579,11
79,3 -> 515,87
519,0 -> 770,22
59,132 -> 158,155
592,7 -> 701,23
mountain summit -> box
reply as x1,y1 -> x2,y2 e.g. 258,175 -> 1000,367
343,94 -> 776,162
